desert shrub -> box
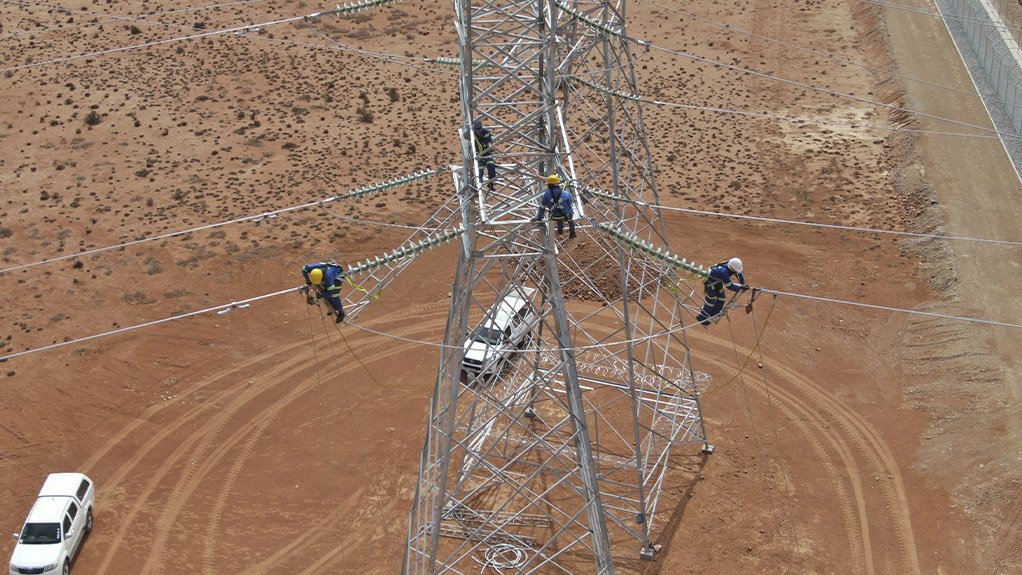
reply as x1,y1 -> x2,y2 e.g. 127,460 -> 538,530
84,110 -> 101,126
356,106 -> 373,123
121,291 -> 155,305
144,256 -> 163,275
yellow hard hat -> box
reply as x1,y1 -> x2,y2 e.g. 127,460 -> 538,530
309,268 -> 324,285
546,174 -> 561,185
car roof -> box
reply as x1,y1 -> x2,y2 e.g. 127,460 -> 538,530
39,473 -> 89,497
478,286 -> 535,328
26,497 -> 70,523
488,297 -> 525,325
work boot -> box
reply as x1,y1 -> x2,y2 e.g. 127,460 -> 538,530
335,312 -> 345,324
569,232 -> 577,239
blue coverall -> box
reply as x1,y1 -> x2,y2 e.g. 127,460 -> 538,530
302,262 -> 346,322
696,263 -> 747,326
535,184 -> 576,237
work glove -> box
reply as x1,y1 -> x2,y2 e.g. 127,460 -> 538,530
740,285 -> 751,291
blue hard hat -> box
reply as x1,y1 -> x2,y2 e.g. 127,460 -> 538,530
472,119 -> 483,131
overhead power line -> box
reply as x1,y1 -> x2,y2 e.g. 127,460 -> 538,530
758,288 -> 1022,329
637,0 -> 1012,111
557,0 -> 1019,142
576,75 -> 1008,141
0,0 -> 398,73
652,204 -> 1022,245
0,287 -> 298,362
0,12 -> 309,73
0,168 -> 441,275
583,187 -> 1022,246
3,167 -> 1017,278
3,279 -> 1017,364
596,223 -> 1022,329
0,0 -> 273,41
2,0 -> 1011,145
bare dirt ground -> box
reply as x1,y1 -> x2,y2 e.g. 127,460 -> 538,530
0,1 -> 1018,574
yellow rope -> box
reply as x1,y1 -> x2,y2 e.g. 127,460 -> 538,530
704,294 -> 778,396
345,275 -> 382,300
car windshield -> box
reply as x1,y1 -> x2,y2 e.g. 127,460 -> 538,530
20,522 -> 60,544
472,326 -> 504,346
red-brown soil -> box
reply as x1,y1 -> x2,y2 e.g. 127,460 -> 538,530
1,1 -> 1018,574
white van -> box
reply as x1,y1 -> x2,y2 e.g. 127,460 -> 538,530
462,286 -> 538,377
9,473 -> 95,575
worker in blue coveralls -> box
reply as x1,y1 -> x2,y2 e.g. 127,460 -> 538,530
302,262 -> 346,323
472,119 -> 496,191
533,174 -> 576,238
696,258 -> 748,326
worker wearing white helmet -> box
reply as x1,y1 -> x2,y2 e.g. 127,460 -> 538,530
696,257 -> 748,326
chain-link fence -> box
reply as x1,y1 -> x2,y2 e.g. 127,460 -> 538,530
935,0 -> 1022,134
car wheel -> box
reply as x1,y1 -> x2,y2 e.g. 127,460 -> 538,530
63,559 -> 70,575
85,509 -> 94,534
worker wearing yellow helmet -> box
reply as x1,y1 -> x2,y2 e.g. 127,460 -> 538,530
533,174 -> 576,238
301,261 -> 346,323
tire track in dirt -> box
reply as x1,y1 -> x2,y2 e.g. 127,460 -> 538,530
294,491 -> 406,575
571,314 -> 868,570
88,300 -> 446,573
697,353 -> 871,573
79,337 -> 309,473
82,299 -> 445,475
95,346 -> 333,574
142,358 -> 337,575
697,332 -> 921,574
197,307 -> 447,574
241,485 -> 369,574
761,356 -> 921,575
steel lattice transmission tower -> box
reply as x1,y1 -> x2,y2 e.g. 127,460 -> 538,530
402,0 -> 713,572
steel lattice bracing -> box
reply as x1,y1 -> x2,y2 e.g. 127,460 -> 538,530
403,0 -> 712,572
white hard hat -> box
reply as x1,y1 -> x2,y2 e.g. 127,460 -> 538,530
727,257 -> 743,274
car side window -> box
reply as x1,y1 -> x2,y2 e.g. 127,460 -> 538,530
68,502 -> 78,521
76,479 -> 91,501
62,515 -> 72,537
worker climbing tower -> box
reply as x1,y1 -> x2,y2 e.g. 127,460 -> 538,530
402,0 -> 713,572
